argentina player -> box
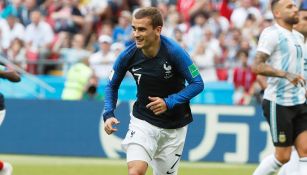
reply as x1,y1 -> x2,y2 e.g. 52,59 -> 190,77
102,7 -> 204,175
252,0 -> 307,175
277,5 -> 307,175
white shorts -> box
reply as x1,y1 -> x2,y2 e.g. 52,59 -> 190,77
122,114 -> 187,175
0,110 -> 6,126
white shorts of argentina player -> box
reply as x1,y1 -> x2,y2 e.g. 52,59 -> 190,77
0,110 -> 6,126
122,113 -> 187,175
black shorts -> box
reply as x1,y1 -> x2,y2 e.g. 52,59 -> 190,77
262,99 -> 307,147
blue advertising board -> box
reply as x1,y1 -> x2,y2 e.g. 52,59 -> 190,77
0,99 -> 273,163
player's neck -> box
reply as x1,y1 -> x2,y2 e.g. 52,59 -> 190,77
142,39 -> 161,58
276,20 -> 293,31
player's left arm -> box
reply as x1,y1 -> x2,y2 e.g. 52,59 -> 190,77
164,47 -> 204,109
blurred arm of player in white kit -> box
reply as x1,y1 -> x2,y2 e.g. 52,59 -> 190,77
0,65 -> 21,83
0,64 -> 20,126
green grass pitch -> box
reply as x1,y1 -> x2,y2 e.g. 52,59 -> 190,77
0,154 -> 258,175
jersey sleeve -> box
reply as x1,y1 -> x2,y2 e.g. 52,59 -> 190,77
257,27 -> 278,55
164,45 -> 204,109
102,46 -> 134,121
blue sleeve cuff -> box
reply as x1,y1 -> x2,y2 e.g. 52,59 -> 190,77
102,111 -> 115,122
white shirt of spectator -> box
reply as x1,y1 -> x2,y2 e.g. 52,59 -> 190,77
24,21 -> 54,49
8,21 -> 25,43
89,50 -> 115,79
193,48 -> 218,82
257,23 -> 306,106
0,18 -> 10,50
230,6 -> 262,29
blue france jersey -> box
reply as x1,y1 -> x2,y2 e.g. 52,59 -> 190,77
103,35 -> 204,129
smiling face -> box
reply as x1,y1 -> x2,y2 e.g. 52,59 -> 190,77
132,17 -> 162,50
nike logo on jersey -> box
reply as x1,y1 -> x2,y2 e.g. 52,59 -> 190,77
132,67 -> 142,72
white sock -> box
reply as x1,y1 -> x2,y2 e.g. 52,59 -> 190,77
278,150 -> 299,175
299,157 -> 307,175
0,162 -> 13,175
253,154 -> 282,175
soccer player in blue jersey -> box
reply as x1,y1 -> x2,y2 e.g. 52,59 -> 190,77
252,0 -> 307,175
0,65 -> 20,175
102,7 -> 204,175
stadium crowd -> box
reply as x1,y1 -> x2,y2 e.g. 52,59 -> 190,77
0,0 -> 303,104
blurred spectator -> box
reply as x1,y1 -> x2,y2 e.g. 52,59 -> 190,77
89,34 -> 115,80
58,33 -> 91,75
61,57 -> 93,100
177,0 -> 208,23
226,28 -> 243,67
0,14 -> 24,53
98,20 -> 113,38
230,0 -> 262,29
232,49 -> 257,105
192,40 -> 218,82
6,14 -> 25,42
207,9 -> 229,38
51,32 -> 72,55
259,12 -> 273,33
48,31 -> 72,74
82,75 -> 103,100
216,32 -> 229,81
6,38 -> 26,70
172,27 -> 188,50
239,40 -> 256,66
162,5 -> 180,37
51,0 -> 85,34
219,0 -> 236,21
81,0 -> 109,17
187,10 -> 209,52
111,41 -> 125,57
24,10 -> 54,74
0,17 -> 10,52
241,13 -> 259,45
19,0 -> 37,26
112,10 -> 132,44
203,27 -> 222,59
0,0 -> 23,19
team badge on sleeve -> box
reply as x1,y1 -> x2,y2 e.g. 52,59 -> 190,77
188,63 -> 200,78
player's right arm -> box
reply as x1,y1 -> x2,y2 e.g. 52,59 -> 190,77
102,44 -> 136,134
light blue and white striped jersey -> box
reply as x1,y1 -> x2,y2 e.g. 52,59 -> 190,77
257,23 -> 306,106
